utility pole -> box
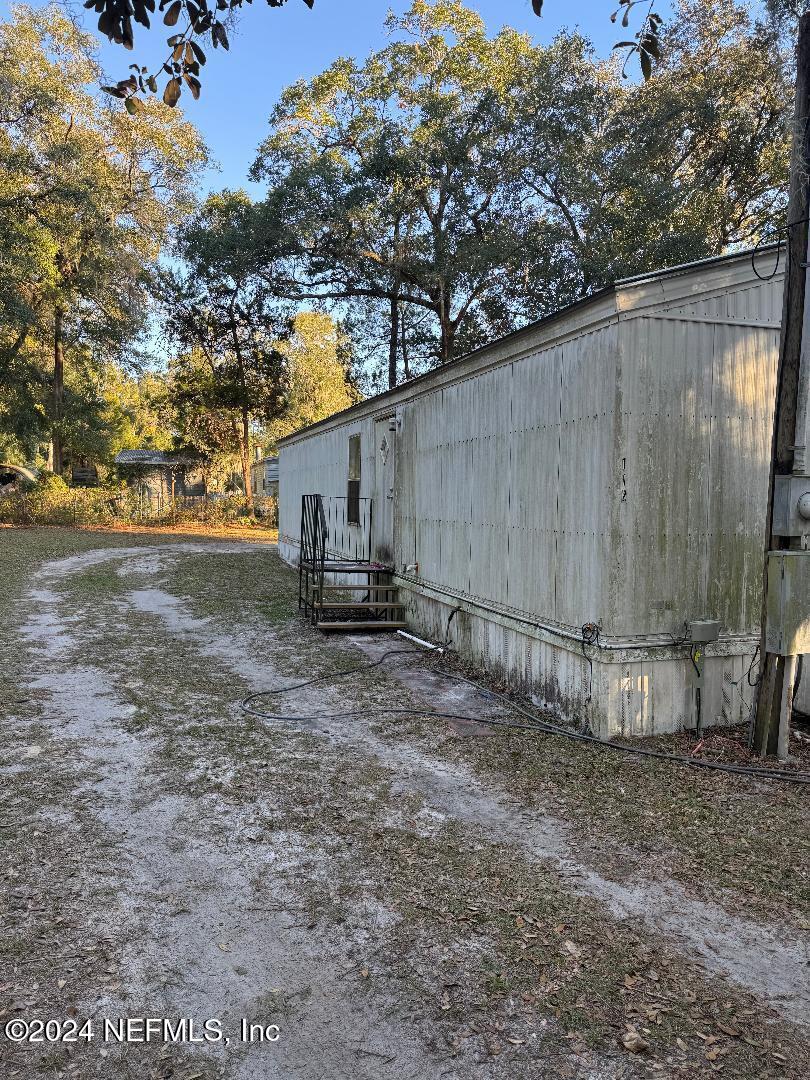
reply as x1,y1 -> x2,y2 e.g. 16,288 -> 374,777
753,12 -> 810,757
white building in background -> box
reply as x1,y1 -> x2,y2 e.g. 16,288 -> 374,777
277,247 -> 810,736
250,454 -> 279,498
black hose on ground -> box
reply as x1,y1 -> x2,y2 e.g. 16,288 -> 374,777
240,647 -> 810,785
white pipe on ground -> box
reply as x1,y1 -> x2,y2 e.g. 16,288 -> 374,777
396,630 -> 441,651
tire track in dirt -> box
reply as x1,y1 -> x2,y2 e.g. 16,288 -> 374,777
15,544 -> 466,1080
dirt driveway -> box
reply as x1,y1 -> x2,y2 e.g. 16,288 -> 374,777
0,531 -> 808,1079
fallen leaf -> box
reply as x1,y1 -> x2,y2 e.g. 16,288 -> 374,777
620,1031 -> 650,1054
715,1022 -> 740,1037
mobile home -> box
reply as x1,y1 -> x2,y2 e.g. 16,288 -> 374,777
278,248 -> 803,737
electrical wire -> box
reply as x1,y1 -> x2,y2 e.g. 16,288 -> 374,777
794,653 -> 804,701
751,216 -> 810,281
751,214 -> 807,280
580,622 -> 600,705
240,647 -> 810,785
746,642 -> 761,687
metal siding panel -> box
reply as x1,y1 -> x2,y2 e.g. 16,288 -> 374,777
706,325 -> 777,632
555,328 -> 617,628
467,369 -> 512,605
610,316 -> 713,636
509,344 -> 563,621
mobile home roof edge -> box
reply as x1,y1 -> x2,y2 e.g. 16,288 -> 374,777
276,284 -> 616,446
277,243 -> 782,447
614,242 -> 780,287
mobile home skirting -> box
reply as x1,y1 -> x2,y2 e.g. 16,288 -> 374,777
278,248 -> 802,736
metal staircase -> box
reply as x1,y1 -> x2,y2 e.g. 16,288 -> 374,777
298,494 -> 405,632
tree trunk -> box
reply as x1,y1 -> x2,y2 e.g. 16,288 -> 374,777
52,305 -> 65,477
752,12 -> 810,755
438,290 -> 454,365
240,406 -> 254,514
401,309 -> 411,381
388,285 -> 400,390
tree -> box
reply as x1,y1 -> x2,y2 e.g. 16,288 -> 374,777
64,366 -> 174,473
508,0 -> 791,296
263,311 -> 360,449
0,4 -> 208,473
240,0 -> 790,383
250,2 -> 543,374
159,265 -> 287,512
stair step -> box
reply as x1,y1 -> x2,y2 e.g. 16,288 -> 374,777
320,585 -> 396,592
316,602 -> 403,610
302,562 -> 384,573
318,621 -> 407,632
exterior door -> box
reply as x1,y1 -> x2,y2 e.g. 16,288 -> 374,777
372,416 -> 396,565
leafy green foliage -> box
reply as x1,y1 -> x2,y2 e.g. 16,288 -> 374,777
611,2 -> 664,80
262,311 -> 360,449
0,4 -> 208,472
249,2 -> 551,369
157,233 -> 289,507
234,0 -> 790,380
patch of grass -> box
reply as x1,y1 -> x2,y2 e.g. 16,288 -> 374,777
265,760 -> 808,1078
433,713 -> 810,928
169,548 -> 299,625
61,561 -> 124,601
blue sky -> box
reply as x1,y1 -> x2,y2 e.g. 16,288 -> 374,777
0,0 -> 672,197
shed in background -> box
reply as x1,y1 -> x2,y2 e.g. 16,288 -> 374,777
115,449 -> 205,500
250,454 -> 279,498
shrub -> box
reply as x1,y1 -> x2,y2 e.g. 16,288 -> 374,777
31,471 -> 69,496
0,484 -> 278,530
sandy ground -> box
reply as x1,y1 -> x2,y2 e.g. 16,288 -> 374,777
1,537 -> 808,1080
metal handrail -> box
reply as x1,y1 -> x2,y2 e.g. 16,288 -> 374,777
299,493 -> 379,625
299,493 -> 327,619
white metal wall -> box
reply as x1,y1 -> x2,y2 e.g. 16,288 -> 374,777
279,419 -> 373,545
394,325 -> 619,631
608,314 -> 779,637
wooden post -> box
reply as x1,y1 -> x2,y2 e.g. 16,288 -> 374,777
753,13 -> 810,756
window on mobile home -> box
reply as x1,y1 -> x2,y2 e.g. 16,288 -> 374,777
348,434 -> 361,525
